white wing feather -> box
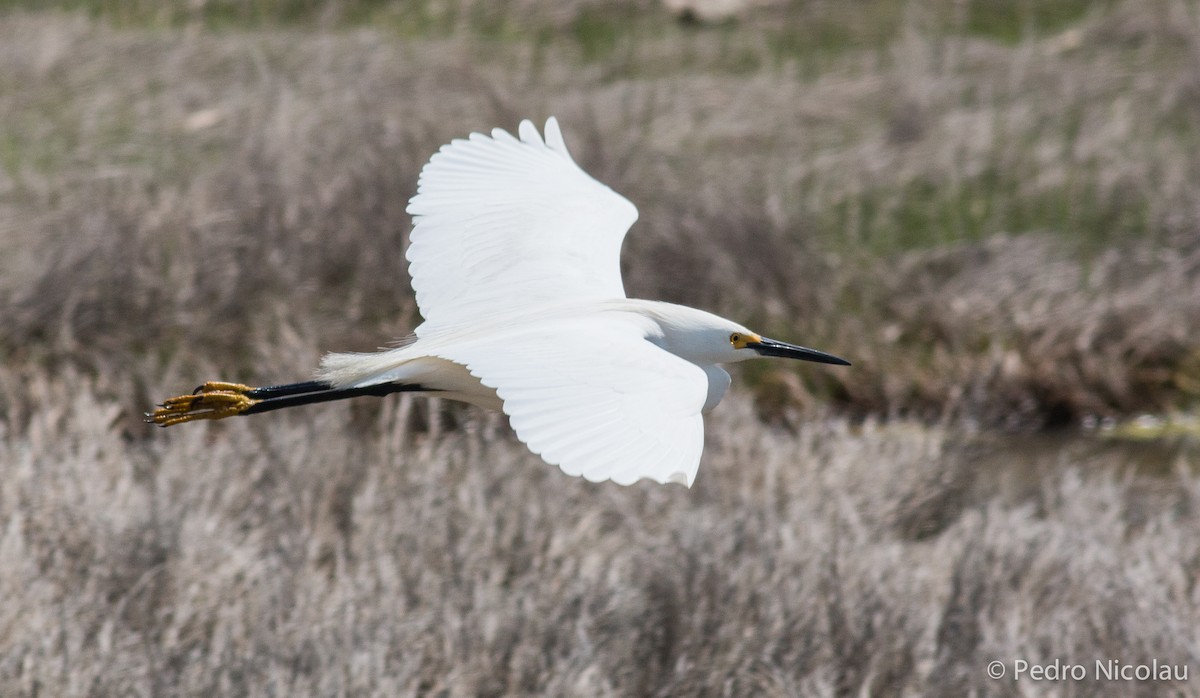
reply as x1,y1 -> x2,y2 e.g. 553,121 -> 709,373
405,117 -> 638,333
430,316 -> 708,487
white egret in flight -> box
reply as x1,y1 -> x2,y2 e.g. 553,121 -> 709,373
149,117 -> 849,486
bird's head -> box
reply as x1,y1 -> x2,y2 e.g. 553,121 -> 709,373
649,306 -> 850,367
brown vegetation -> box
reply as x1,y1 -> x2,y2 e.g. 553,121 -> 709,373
1,1 -> 1199,695
4,377 -> 1199,695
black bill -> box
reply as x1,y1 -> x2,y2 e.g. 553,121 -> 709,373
747,337 -> 851,366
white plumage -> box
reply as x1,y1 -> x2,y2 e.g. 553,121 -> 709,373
405,118 -> 636,333
153,117 -> 849,487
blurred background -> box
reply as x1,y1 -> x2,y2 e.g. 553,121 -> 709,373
1,1 -> 1199,695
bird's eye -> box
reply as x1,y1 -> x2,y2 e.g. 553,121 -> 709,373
730,333 -> 742,347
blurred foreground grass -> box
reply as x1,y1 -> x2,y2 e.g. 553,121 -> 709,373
1,1 -> 1200,695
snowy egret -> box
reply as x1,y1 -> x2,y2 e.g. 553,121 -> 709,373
149,117 -> 849,486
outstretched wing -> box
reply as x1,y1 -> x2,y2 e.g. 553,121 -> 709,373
431,316 -> 708,487
406,117 -> 638,333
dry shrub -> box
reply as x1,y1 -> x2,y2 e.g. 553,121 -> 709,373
831,234 -> 1200,427
2,378 -> 1198,695
3,6 -> 1200,426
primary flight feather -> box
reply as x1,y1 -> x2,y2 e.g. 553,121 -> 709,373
149,117 -> 849,487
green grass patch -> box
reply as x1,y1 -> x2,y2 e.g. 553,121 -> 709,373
0,1 -> 1111,62
821,162 -> 1159,258
959,0 -> 1105,43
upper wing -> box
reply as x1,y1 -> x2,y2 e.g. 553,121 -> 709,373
406,117 -> 638,333
430,316 -> 708,487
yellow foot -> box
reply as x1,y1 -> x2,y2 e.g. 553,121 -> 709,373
147,382 -> 261,427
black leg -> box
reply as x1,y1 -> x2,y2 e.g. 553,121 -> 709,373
237,380 -> 335,400
149,380 -> 434,426
242,382 -> 431,415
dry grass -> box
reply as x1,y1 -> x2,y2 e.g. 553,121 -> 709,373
3,374 -> 1199,696
2,1 -> 1200,695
